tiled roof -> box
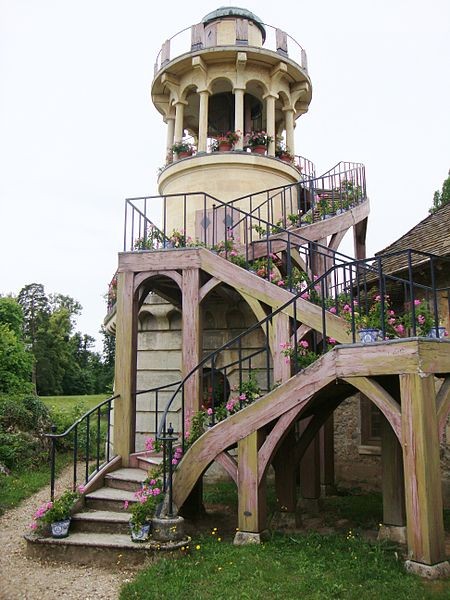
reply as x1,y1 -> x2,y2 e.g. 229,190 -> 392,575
374,202 -> 450,274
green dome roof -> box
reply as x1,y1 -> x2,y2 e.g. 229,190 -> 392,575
201,6 -> 266,42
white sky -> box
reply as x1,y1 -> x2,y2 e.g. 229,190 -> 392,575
1,0 -> 449,350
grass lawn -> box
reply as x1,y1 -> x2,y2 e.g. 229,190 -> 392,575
0,453 -> 71,515
41,394 -> 109,414
120,532 -> 450,600
121,482 -> 450,599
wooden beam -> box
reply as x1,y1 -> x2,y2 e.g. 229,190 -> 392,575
134,270 -> 182,291
400,373 -> 446,566
437,376 -> 450,439
215,451 -> 238,484
199,276 -> 220,302
272,428 -> 297,512
341,376 -> 401,440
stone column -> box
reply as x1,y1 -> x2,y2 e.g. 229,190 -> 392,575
165,115 -> 175,161
283,107 -> 295,155
234,87 -> 245,150
198,90 -> 209,153
174,101 -> 187,143
264,94 -> 276,156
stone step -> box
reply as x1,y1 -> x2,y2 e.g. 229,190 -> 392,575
137,455 -> 163,470
85,487 -> 136,512
104,467 -> 148,492
71,510 -> 131,535
25,531 -> 190,567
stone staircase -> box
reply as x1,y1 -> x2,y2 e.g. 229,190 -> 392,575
25,464 -> 184,567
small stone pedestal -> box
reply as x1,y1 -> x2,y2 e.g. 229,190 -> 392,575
233,530 -> 269,545
404,560 -> 450,580
152,516 -> 185,543
377,524 -> 406,545
270,511 -> 301,532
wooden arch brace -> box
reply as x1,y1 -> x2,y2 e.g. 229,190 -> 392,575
133,270 -> 183,293
437,376 -> 450,439
341,376 -> 401,440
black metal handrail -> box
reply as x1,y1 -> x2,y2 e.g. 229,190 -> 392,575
45,395 -> 118,501
152,248 -> 449,450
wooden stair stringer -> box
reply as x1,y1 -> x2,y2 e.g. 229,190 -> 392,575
244,197 -> 370,261
197,247 -> 352,344
172,350 -> 337,510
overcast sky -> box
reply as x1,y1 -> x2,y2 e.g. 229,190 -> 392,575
1,0 -> 449,349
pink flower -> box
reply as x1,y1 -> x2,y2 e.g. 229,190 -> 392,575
388,318 -> 396,325
328,337 -> 337,345
394,324 -> 405,334
239,393 -> 247,401
277,280 -> 285,287
207,408 -> 213,415
374,295 -> 381,302
77,485 -> 85,494
300,292 -> 310,300
417,315 -> 425,325
150,479 -> 156,485
152,488 -> 161,496
328,306 -> 337,314
172,458 -> 178,465
414,299 -> 421,306
123,500 -> 129,509
343,304 -> 351,313
300,340 -> 309,349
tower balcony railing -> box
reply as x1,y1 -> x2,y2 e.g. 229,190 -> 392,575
154,22 -> 307,77
162,142 -> 316,180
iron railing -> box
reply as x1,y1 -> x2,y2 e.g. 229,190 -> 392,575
46,395 -> 118,501
153,20 -> 308,76
140,248 -> 449,459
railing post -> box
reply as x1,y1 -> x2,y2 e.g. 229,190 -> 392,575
50,425 -> 57,501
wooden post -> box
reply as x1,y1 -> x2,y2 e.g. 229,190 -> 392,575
319,415 -> 335,496
235,430 -> 267,542
400,373 -> 450,575
271,312 -> 296,513
273,428 -> 297,512
379,415 -> 406,543
299,416 -> 321,508
113,270 -> 137,466
180,267 -> 203,517
182,267 -> 201,434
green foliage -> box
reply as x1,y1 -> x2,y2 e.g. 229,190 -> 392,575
0,324 -> 33,394
0,394 -> 51,469
0,453 -> 71,515
31,487 -> 83,532
0,296 -> 24,337
429,170 -> 450,214
16,283 -> 113,396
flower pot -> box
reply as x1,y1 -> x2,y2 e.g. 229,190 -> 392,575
51,518 -> 71,539
427,326 -> 446,339
251,145 -> 266,155
177,151 -> 192,159
279,153 -> 292,163
358,328 -> 380,343
218,142 -> 232,152
130,521 -> 152,543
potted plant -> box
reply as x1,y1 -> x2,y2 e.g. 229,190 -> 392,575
171,140 -> 195,158
275,140 -> 294,163
30,486 -> 84,538
126,476 -> 163,542
403,299 -> 448,338
215,130 -> 241,151
246,131 -> 273,155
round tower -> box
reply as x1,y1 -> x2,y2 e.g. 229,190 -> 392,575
151,7 -> 312,232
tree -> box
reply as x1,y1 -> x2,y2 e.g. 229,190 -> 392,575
0,296 -> 24,338
429,170 -> 450,214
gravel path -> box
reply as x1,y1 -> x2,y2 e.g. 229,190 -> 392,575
0,468 -> 138,600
